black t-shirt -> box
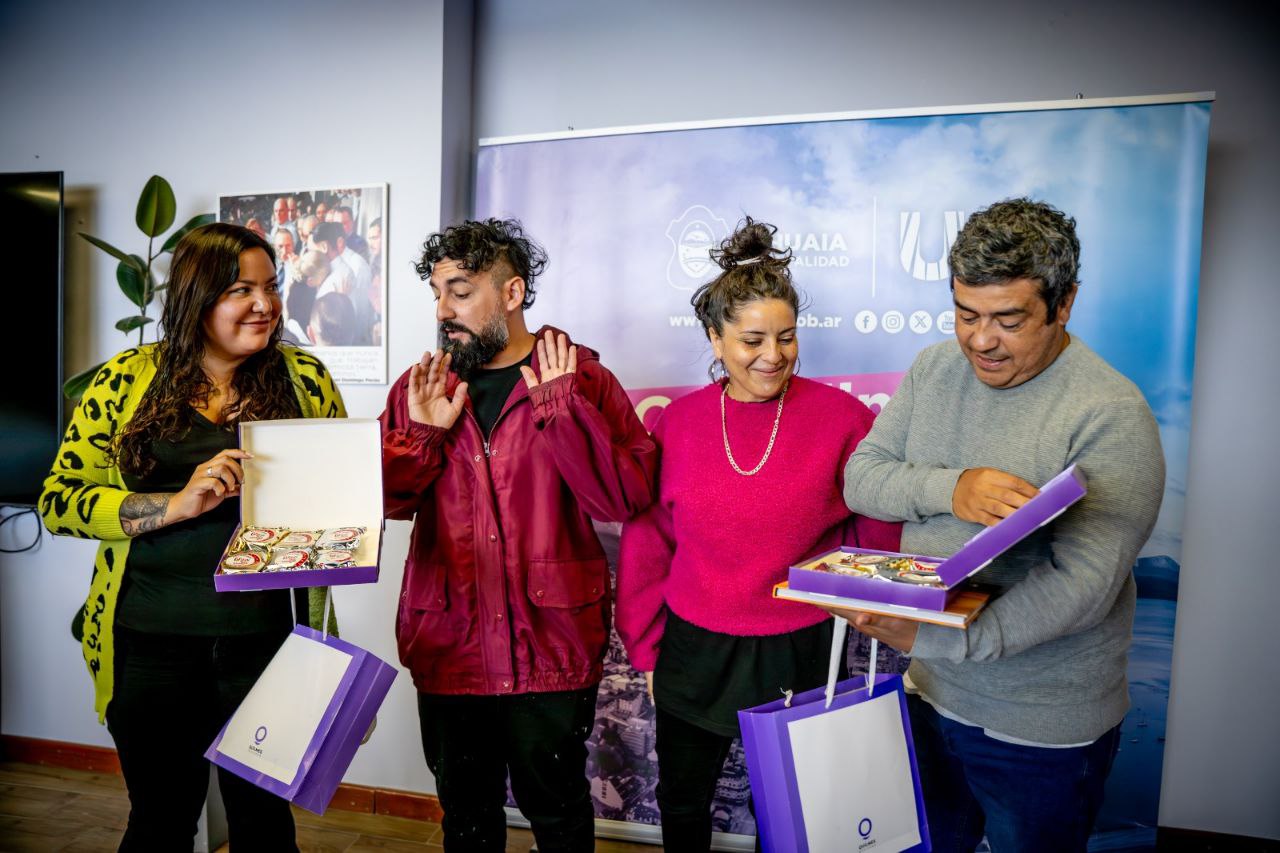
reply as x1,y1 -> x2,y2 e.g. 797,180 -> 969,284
468,351 -> 534,438
118,412 -> 292,636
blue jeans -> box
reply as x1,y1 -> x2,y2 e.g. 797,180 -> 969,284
907,695 -> 1121,853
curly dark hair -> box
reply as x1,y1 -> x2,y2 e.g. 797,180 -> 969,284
413,218 -> 548,310
113,223 -> 301,477
948,197 -> 1081,318
690,216 -> 802,338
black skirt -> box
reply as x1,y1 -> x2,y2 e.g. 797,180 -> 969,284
653,610 -> 843,738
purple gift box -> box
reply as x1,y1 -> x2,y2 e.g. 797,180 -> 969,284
790,464 -> 1087,611
206,625 -> 397,814
214,418 -> 384,591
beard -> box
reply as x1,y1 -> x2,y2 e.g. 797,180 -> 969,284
438,313 -> 510,379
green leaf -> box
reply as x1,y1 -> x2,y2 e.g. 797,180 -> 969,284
115,315 -> 154,333
117,259 -> 146,308
135,175 -> 177,237
160,212 -> 215,254
79,233 -> 132,264
63,361 -> 107,401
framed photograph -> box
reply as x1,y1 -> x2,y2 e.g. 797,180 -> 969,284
219,184 -> 387,385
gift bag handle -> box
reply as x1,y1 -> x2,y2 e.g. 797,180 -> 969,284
322,587 -> 333,640
824,618 -> 878,709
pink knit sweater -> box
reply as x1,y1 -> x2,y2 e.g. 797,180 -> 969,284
616,377 -> 901,672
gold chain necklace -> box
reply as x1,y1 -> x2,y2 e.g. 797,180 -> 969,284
720,380 -> 788,476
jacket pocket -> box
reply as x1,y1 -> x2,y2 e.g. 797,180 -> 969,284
398,565 -> 448,666
527,558 -> 608,609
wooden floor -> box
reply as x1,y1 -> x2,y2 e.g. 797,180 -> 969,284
0,761 -> 655,852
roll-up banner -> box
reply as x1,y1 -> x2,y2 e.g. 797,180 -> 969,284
476,93 -> 1211,849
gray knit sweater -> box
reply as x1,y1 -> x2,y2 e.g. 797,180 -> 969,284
844,337 -> 1164,744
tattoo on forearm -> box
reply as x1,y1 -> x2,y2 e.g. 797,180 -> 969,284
120,492 -> 171,537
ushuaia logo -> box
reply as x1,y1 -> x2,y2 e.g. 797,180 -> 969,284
857,816 -> 876,849
666,205 -> 730,290
250,725 -> 268,756
899,210 -> 965,281
775,230 -> 851,268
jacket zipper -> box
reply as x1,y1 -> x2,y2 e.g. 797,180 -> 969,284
465,411 -> 491,458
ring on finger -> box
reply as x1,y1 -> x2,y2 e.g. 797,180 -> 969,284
206,466 -> 215,477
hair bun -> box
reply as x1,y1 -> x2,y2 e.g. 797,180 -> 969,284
712,216 -> 790,271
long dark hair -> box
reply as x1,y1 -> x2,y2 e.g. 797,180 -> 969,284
114,222 -> 300,476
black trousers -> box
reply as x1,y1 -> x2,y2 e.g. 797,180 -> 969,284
654,709 -> 762,853
417,686 -> 599,853
105,626 -> 298,853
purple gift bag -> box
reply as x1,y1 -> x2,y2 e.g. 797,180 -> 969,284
205,624 -> 396,815
739,624 -> 931,852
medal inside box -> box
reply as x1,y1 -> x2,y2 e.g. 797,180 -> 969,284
803,552 -> 945,585
219,527 -> 368,574
791,547 -> 959,610
214,419 -> 384,591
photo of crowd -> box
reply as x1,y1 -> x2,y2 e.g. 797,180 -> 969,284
219,185 -> 387,384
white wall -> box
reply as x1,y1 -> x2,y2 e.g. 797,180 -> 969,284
471,0 -> 1279,840
0,0 -> 458,795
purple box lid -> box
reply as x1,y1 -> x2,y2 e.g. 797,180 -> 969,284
932,463 -> 1086,586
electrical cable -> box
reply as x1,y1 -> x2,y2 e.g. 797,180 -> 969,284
0,507 -> 42,553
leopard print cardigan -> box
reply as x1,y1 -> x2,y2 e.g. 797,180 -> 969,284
39,343 -> 346,721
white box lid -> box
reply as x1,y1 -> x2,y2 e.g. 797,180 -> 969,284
237,418 -> 382,529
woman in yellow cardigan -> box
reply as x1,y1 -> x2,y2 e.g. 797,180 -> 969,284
40,223 -> 345,852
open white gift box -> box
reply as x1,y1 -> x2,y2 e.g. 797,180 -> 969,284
214,418 -> 383,592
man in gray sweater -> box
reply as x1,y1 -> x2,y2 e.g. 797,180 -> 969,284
844,198 -> 1165,852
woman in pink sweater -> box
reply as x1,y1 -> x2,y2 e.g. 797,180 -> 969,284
617,218 -> 900,850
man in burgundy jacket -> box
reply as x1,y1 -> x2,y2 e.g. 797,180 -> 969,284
380,218 -> 656,852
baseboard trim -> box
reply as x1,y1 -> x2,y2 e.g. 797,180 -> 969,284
0,734 -> 442,821
0,733 -> 121,774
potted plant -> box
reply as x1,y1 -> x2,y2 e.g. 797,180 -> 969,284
63,175 -> 212,399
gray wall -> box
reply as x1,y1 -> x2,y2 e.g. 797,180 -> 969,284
0,0 -> 456,795
471,0 -> 1279,840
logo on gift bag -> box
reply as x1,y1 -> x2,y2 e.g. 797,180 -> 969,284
857,816 -> 877,849
250,725 -> 268,755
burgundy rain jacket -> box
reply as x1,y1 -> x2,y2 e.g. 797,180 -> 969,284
381,328 -> 657,695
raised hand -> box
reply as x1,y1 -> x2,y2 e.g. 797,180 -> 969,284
408,350 -> 469,429
952,467 -> 1039,526
520,330 -> 577,390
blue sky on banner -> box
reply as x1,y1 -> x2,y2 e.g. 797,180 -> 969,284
476,102 -> 1209,561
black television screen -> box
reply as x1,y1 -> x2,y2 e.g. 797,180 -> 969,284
0,171 -> 64,507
